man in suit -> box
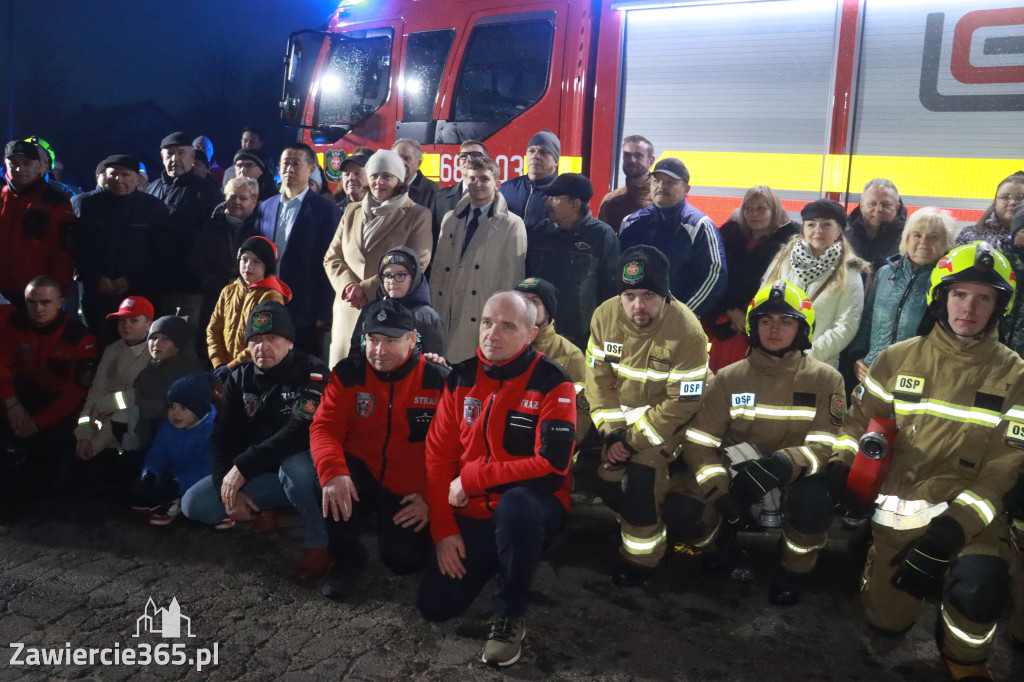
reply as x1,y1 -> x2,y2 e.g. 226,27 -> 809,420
254,143 -> 341,358
431,140 -> 489,245
393,139 -> 440,213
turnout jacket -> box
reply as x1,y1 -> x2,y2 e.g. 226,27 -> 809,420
426,345 -> 577,542
828,324 -> 1024,541
682,348 -> 845,503
0,311 -> 97,429
532,321 -> 590,443
310,351 -> 449,496
585,297 -> 710,455
210,350 -> 329,487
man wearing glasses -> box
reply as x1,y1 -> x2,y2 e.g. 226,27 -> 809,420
845,178 -> 907,271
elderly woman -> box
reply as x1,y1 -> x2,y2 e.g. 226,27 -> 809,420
324,149 -> 432,365
761,199 -> 870,369
848,207 -> 956,381
954,170 -> 1024,251
708,185 -> 800,370
190,176 -> 261,339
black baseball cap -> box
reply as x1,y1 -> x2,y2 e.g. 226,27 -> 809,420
650,158 -> 690,183
537,173 -> 594,203
362,300 -> 416,338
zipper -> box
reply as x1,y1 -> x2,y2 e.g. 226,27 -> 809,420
379,380 -> 394,484
480,379 -> 503,512
891,266 -> 919,345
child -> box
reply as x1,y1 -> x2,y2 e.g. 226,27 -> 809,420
137,374 -> 216,526
207,236 -> 292,382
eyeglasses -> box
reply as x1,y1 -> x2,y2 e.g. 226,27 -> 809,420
862,201 -> 897,210
382,272 -> 409,282
458,151 -> 484,161
996,193 -> 1024,204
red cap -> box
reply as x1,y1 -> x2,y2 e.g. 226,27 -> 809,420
106,296 -> 155,320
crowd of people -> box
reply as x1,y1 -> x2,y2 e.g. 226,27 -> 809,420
1,126 -> 1023,678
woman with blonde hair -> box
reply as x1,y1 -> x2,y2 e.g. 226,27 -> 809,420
708,185 -> 800,370
761,199 -> 870,368
847,207 -> 957,380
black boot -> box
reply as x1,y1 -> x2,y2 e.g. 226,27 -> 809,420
768,568 -> 804,606
612,560 -> 653,587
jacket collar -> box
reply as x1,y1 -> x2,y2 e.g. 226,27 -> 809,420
478,344 -> 538,381
928,322 -> 1001,363
368,349 -> 422,383
746,346 -> 803,374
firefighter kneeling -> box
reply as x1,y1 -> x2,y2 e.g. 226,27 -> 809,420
826,242 -> 1024,682
586,245 -> 711,586
662,280 -> 842,604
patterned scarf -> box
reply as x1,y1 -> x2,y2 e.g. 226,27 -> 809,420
789,239 -> 843,291
361,192 -> 409,245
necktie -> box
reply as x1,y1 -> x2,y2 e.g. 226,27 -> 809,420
462,207 -> 482,256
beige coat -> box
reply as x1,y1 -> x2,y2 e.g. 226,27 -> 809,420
429,192 -> 526,363
324,193 -> 431,365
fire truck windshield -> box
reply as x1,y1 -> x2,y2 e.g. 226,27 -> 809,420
314,28 -> 394,137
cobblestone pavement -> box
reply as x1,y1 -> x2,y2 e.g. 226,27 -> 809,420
0,492 -> 1020,682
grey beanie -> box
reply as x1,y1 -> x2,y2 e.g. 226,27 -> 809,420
365,149 -> 407,180
528,130 -> 561,165
148,315 -> 191,351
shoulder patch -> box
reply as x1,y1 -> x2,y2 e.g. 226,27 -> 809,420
829,393 -> 847,424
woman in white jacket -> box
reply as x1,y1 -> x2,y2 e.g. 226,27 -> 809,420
761,199 -> 870,368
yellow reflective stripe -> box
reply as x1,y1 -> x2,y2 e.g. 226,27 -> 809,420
804,432 -> 835,446
1004,406 -> 1024,420
420,153 -> 441,181
671,365 -> 708,381
113,391 -> 128,410
695,464 -> 728,485
862,375 -> 893,403
834,436 -> 859,453
622,528 -> 666,554
940,604 -> 997,647
586,340 -> 606,359
799,446 -> 819,475
894,399 -> 1001,428
557,155 -> 583,174
612,362 -> 706,384
728,405 -> 817,420
573,382 -> 584,395
660,150 -> 1022,200
783,534 -> 827,555
685,428 -> 722,448
953,491 -> 996,525
636,413 -> 664,445
77,415 -> 91,425
591,409 -> 625,428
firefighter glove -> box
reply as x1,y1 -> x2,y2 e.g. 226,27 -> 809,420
714,493 -> 761,533
891,516 -> 966,599
730,452 -> 791,507
824,460 -> 873,518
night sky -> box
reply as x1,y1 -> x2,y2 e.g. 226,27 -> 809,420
3,0 -> 339,186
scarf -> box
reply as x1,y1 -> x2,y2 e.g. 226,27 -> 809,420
361,192 -> 409,245
789,239 -> 843,291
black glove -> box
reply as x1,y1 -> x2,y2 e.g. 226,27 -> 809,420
730,452 -> 792,507
891,516 -> 965,598
824,460 -> 874,518
212,364 -> 231,384
714,493 -> 762,533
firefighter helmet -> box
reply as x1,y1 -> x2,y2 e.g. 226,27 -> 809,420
927,241 -> 1015,316
746,279 -> 815,352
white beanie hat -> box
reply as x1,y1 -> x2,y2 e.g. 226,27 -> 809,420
365,149 -> 407,181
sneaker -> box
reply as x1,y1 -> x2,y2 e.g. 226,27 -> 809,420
131,503 -> 160,516
214,518 -> 236,530
149,499 -> 181,526
481,616 -> 526,667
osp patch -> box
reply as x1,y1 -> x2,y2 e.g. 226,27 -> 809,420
463,397 -> 482,425
356,392 -> 374,418
622,261 -> 643,285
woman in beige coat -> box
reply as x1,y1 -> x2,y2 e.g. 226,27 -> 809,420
324,150 -> 431,365
429,157 -> 527,363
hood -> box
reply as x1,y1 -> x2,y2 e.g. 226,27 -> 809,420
248,274 -> 293,303
376,244 -> 431,308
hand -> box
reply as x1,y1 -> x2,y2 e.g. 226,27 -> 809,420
212,365 -> 231,384
854,360 -> 869,383
220,466 -> 247,511
824,461 -> 874,518
76,439 -> 96,461
89,404 -> 109,423
730,452 -> 791,507
448,476 -> 469,508
7,403 -> 38,438
393,492 -> 429,531
714,493 -> 762,533
226,491 -> 260,522
436,534 -> 467,579
422,352 -> 450,368
891,519 -> 964,598
322,475 -> 360,522
344,284 -> 368,309
604,442 -> 633,467
726,308 -> 747,335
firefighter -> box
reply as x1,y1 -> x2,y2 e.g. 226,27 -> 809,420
586,245 -> 711,586
826,241 -> 1024,681
663,280 -> 843,605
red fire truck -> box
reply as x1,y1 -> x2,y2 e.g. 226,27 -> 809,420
281,0 -> 1024,225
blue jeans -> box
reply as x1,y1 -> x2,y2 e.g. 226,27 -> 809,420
181,451 -> 327,548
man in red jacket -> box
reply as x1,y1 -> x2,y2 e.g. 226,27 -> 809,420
0,275 -> 97,521
310,299 -> 449,599
417,291 -> 577,668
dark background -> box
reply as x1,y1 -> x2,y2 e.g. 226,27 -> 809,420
1,0 -> 338,188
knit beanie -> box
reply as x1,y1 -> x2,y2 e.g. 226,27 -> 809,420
245,301 -> 296,343
238,236 -> 278,275
1012,204 -> 1024,240
379,247 -> 417,278
233,149 -> 266,173
515,277 -> 559,321
365,149 -> 407,180
166,373 -> 213,419
148,315 -> 191,351
617,245 -> 671,299
801,198 -> 848,228
528,130 -> 561,165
